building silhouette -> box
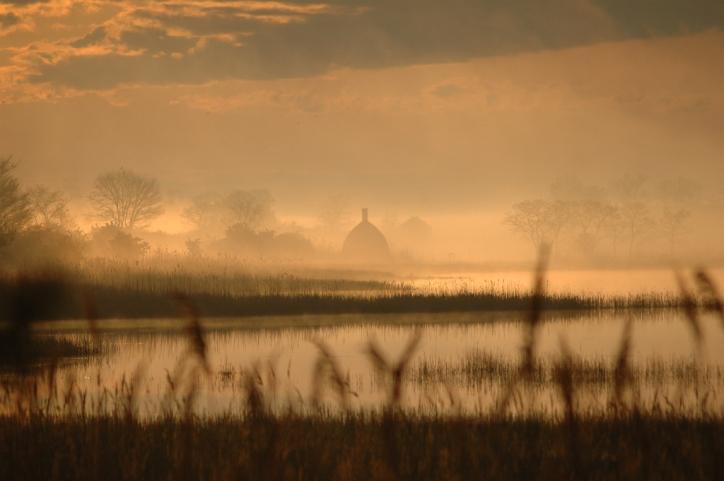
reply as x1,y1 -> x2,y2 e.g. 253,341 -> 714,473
342,208 -> 390,262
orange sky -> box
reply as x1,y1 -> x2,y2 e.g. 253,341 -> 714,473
1,1 -> 723,259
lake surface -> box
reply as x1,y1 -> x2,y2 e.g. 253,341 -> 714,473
28,308 -> 724,418
408,268 -> 724,296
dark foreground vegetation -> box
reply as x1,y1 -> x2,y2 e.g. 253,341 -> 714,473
1,413 -> 722,481
0,270 -> 683,322
1,255 -> 723,481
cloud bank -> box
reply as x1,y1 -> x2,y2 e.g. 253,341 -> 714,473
0,0 -> 721,94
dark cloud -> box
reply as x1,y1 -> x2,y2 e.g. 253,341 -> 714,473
0,1 -> 48,4
31,0 -> 724,89
119,27 -> 197,54
71,26 -> 107,48
0,12 -> 20,29
32,39 -> 262,89
132,9 -> 274,37
598,0 -> 724,36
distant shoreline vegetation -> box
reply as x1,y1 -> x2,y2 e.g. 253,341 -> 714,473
0,269 -> 684,322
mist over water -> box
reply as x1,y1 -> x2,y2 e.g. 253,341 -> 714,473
2,9 -> 724,268
3,4 -> 724,480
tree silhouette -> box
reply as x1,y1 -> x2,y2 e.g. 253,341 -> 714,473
89,169 -> 162,230
569,200 -> 618,255
223,189 -> 275,230
619,201 -> 654,258
184,189 -> 275,236
28,186 -> 70,228
659,207 -> 690,256
504,199 -> 571,250
0,157 -> 32,246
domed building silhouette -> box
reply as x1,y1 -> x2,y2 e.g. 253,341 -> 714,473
342,208 -> 390,262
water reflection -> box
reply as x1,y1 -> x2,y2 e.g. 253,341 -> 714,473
410,268 -> 724,296
24,310 -> 724,417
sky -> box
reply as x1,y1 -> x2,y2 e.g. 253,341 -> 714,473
1,1 -> 723,250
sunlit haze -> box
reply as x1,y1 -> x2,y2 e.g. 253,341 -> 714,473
1,1 -> 723,267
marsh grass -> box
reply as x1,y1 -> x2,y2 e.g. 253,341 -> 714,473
1,264 -> 724,480
410,351 -> 724,388
0,274 -> 683,322
56,258 -> 405,297
0,335 -> 101,371
0,407 -> 722,481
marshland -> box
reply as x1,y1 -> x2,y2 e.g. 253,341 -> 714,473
2,157 -> 724,480
3,149 -> 724,481
4,3 -> 724,479
2,256 -> 724,480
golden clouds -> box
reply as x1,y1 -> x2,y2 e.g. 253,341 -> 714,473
0,0 -> 720,100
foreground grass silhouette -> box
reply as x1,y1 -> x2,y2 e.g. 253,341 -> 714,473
1,414 -> 722,481
2,258 -> 723,481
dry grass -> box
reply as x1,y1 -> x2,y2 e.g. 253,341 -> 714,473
1,264 -> 723,480
0,266 -> 686,322
0,410 -> 722,481
410,351 -> 724,388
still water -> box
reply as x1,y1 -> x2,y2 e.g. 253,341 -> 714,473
407,268 -> 724,296
30,308 -> 724,417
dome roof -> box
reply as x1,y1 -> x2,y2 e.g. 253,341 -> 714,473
399,216 -> 432,237
342,209 -> 390,262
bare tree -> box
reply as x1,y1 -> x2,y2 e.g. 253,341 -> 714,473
569,200 -> 618,255
602,206 -> 624,256
659,207 -> 690,256
184,189 -> 275,238
28,186 -> 71,228
183,193 -> 227,237
618,201 -> 655,258
612,173 -> 649,202
0,156 -> 32,245
89,169 -> 163,230
223,189 -> 275,230
504,199 -> 571,250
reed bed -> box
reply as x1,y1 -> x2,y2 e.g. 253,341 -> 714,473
0,273 -> 682,322
1,258 -> 723,480
1,412 -> 722,481
73,258 -> 403,297
410,351 -> 724,388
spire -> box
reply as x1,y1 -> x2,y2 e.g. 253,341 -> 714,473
362,208 -> 368,223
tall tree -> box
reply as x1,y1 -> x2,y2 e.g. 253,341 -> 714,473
0,157 -> 32,246
223,189 -> 275,230
659,207 -> 690,256
89,169 -> 162,230
183,193 -> 227,238
569,200 -> 618,255
28,186 -> 71,228
619,201 -> 655,258
184,189 -> 275,236
503,199 -> 571,250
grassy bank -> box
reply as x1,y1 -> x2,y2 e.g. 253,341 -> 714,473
1,413 -> 721,481
1,258 -> 722,481
0,274 -> 681,321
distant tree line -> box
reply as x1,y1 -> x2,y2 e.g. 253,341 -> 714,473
0,159 -> 164,265
183,189 -> 316,259
0,157 -> 321,267
504,175 -> 700,262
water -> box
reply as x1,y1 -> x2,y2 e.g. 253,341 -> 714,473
409,268 -> 724,295
26,308 -> 724,417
